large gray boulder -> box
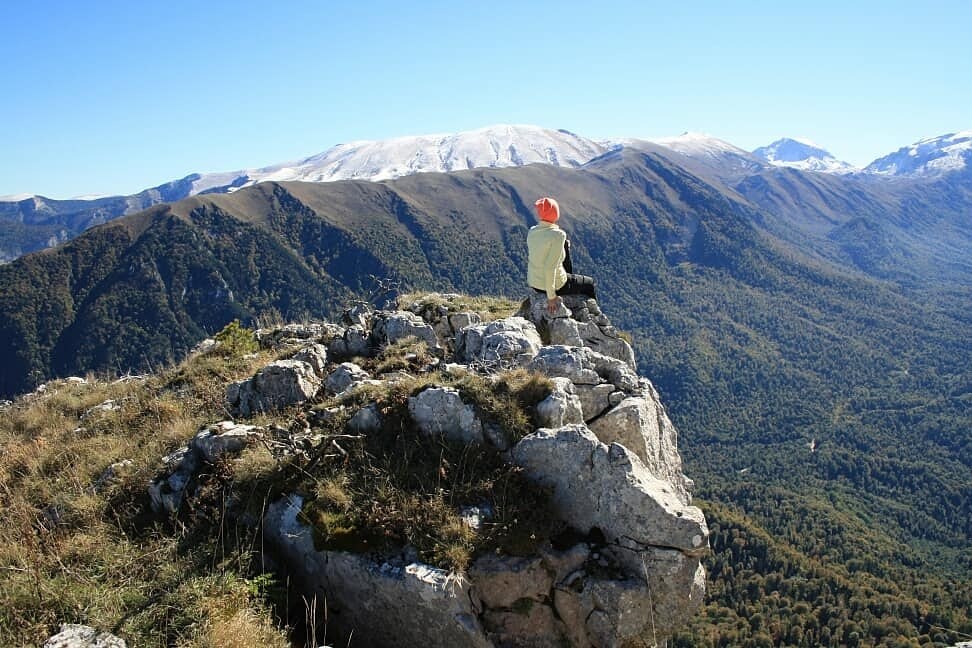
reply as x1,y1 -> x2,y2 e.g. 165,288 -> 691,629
227,359 -> 322,416
291,343 -> 328,378
572,383 -> 619,421
528,345 -> 638,393
407,387 -> 485,445
512,425 -> 707,566
553,556 -> 706,648
534,377 -> 584,429
588,392 -> 690,503
521,293 -> 636,369
264,496 -> 491,648
374,311 -> 442,351
511,424 -> 708,644
43,624 -> 126,647
324,362 -> 371,395
455,317 -> 542,366
328,324 -> 371,357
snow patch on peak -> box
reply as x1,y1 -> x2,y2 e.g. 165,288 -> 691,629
188,124 -> 606,194
0,193 -> 36,202
752,138 -> 858,175
651,132 -> 751,157
865,131 -> 972,177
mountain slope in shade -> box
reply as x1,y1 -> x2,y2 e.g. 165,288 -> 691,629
752,137 -> 858,174
865,130 -> 972,176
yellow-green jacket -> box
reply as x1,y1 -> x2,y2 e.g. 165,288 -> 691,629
527,221 -> 568,299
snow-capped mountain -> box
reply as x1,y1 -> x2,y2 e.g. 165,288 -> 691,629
752,138 -> 857,174
864,131 -> 972,177
626,132 -> 767,177
187,125 -> 607,195
649,132 -> 756,162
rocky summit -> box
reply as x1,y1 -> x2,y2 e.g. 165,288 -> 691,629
146,292 -> 708,648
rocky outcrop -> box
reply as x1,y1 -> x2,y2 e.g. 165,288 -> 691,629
149,421 -> 264,514
455,317 -> 543,367
520,293 -> 636,369
150,293 -> 707,647
266,496 -> 491,648
408,386 -> 486,445
227,358 -> 323,416
43,624 -> 126,648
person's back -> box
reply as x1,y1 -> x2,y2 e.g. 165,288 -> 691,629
526,197 -> 596,314
527,220 -> 568,300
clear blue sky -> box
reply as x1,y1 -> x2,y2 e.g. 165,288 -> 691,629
2,0 -> 969,198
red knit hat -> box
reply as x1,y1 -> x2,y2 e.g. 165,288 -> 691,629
535,197 -> 560,223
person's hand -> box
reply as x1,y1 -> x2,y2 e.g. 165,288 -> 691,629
547,297 -> 561,315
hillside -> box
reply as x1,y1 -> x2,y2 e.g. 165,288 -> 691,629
1,150 -> 969,645
2,297 -> 968,647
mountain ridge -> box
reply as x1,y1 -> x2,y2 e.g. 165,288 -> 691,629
3,124 -> 969,263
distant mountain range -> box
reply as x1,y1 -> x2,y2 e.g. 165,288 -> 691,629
2,125 -> 970,262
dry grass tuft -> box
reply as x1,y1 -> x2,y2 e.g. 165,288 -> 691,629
397,292 -> 520,322
0,329 -> 284,646
374,335 -> 432,374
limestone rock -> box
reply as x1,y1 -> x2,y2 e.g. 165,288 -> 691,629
528,345 -> 639,394
342,302 -> 374,330
534,377 -> 584,429
588,393 -> 688,502
553,551 -> 706,648
540,543 -> 591,585
527,346 -> 600,386
227,359 -> 322,416
325,362 -> 371,395
407,387 -> 484,445
374,311 -> 442,351
520,293 -> 635,369
193,420 -> 263,462
264,496 -> 491,648
292,343 -> 328,378
43,624 -> 127,648
149,421 -> 263,514
512,425 -> 708,566
348,402 -> 382,433
572,383 -> 617,421
447,311 -> 481,332
482,604 -> 566,648
468,554 -> 552,609
455,317 -> 542,366
256,322 -> 339,349
328,324 -> 371,358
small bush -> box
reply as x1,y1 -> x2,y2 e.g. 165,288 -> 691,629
214,319 -> 258,357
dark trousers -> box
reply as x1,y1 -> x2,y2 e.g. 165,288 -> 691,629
534,273 -> 597,300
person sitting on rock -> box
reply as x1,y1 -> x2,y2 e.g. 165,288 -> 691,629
527,196 -> 597,314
